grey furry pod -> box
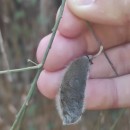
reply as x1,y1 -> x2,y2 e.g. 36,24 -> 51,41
56,56 -> 90,125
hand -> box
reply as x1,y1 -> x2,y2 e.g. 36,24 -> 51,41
36,0 -> 130,110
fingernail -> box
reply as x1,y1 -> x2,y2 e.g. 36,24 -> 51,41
73,0 -> 94,5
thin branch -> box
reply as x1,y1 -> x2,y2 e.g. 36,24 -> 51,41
27,59 -> 38,66
0,64 -> 41,75
10,0 -> 66,130
0,30 -> 12,81
86,22 -> 119,76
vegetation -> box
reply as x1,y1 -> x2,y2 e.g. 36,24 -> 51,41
0,0 -> 129,130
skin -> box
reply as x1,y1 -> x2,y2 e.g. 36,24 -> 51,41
36,0 -> 130,110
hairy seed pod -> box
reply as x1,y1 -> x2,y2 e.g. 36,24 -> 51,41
56,56 -> 90,125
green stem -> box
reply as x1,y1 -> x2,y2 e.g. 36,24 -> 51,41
10,0 -> 66,130
0,64 -> 41,75
14,107 -> 27,130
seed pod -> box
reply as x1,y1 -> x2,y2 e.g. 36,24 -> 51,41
56,56 -> 90,125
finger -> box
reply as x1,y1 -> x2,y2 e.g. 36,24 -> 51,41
57,2 -> 128,48
37,69 -> 130,109
37,33 -> 130,77
67,0 -> 129,25
57,4 -> 129,49
86,75 -> 130,109
58,4 -> 86,38
37,69 -> 65,99
36,32 -> 88,71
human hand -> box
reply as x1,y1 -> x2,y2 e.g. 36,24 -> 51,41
36,0 -> 130,110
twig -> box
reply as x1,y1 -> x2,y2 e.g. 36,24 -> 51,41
27,59 -> 38,66
0,64 -> 41,75
0,30 -> 12,81
86,22 -> 119,76
14,107 -> 27,130
10,0 -> 66,130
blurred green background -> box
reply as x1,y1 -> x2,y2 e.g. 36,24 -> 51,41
0,0 -> 130,130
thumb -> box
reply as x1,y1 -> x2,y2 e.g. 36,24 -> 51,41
67,0 -> 127,25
